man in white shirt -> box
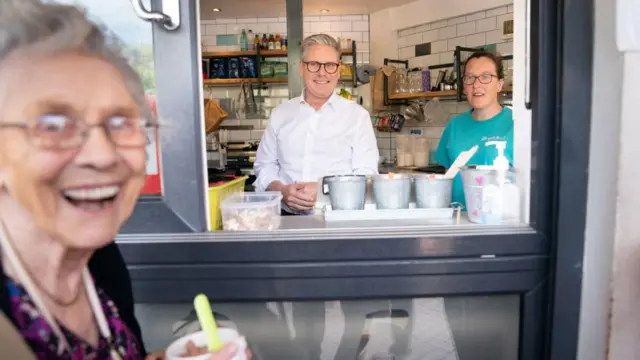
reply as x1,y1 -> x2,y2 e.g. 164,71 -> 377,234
254,34 -> 379,215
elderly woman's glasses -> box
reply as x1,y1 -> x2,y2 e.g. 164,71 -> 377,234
303,61 -> 340,74
462,73 -> 499,85
0,115 -> 157,150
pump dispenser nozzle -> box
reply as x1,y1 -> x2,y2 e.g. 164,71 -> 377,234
485,141 -> 509,170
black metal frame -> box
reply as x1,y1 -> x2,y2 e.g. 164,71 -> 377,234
118,0 -> 593,358
382,58 -> 409,105
545,0 -> 593,358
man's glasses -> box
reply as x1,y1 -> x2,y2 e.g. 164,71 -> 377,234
303,61 -> 339,74
0,114 -> 157,150
462,73 -> 499,85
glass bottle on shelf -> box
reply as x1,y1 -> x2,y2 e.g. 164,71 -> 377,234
261,34 -> 268,50
281,35 -> 287,51
240,29 -> 248,51
247,30 -> 254,51
254,34 -> 260,51
268,34 -> 275,50
274,34 -> 281,50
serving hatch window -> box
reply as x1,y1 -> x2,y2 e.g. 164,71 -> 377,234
199,0 -> 533,233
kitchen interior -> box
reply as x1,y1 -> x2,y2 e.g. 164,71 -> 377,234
201,0 -> 526,232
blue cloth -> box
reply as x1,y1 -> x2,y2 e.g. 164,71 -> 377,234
435,107 -> 514,208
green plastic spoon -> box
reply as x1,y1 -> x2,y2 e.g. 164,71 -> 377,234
194,293 -> 224,352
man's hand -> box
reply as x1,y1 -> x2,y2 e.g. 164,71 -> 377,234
297,182 -> 318,200
282,183 -> 316,210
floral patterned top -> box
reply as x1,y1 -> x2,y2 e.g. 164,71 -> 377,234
7,278 -> 143,360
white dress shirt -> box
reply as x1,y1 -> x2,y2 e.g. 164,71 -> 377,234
254,92 -> 379,200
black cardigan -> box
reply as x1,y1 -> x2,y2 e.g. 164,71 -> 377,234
0,242 -> 147,356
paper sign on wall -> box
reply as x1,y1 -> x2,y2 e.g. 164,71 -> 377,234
141,94 -> 162,195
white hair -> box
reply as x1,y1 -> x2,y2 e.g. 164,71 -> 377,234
0,0 -> 153,121
301,34 -> 341,60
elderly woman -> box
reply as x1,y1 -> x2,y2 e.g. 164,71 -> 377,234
0,1 -> 248,359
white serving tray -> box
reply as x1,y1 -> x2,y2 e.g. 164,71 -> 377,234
323,203 -> 455,222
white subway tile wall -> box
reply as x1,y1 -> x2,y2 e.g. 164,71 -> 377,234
200,15 -> 370,143
377,5 -> 514,163
200,14 -> 370,65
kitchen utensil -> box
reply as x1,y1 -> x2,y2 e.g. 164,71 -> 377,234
403,102 -> 424,122
414,174 -> 453,208
444,145 -> 478,179
372,173 -> 412,209
322,175 -> 367,211
194,293 -> 224,352
422,98 -> 448,125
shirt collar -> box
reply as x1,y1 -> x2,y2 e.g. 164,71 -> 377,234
300,89 -> 339,111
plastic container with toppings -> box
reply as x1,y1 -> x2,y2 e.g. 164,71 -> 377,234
220,192 -> 283,231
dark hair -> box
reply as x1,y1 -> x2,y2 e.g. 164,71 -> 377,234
463,51 -> 504,79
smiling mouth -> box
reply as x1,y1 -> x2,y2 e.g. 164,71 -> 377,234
62,185 -> 120,212
314,79 -> 330,85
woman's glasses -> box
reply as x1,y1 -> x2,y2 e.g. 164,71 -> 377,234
0,114 -> 157,150
303,61 -> 339,74
462,73 -> 499,85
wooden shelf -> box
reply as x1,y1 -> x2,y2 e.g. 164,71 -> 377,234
260,49 -> 287,57
202,49 -> 354,58
202,50 -> 257,57
388,87 -> 513,100
204,77 -> 353,86
262,78 -> 289,84
203,78 -> 289,86
389,90 -> 457,100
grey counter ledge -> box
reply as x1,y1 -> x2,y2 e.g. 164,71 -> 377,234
117,215 -> 533,243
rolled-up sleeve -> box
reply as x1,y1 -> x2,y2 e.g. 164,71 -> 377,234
351,110 -> 379,175
254,111 -> 281,192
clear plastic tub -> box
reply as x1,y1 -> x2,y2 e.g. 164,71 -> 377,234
220,192 -> 283,231
461,166 -> 520,225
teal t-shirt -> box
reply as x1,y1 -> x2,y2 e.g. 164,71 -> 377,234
435,107 -> 514,208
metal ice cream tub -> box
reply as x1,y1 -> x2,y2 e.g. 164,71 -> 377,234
372,173 -> 412,210
322,175 -> 367,210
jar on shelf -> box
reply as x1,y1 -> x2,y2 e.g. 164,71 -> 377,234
421,70 -> 431,92
408,69 -> 423,93
395,68 -> 408,94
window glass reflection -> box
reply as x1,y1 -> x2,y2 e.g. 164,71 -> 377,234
48,0 -> 155,93
136,295 -> 519,360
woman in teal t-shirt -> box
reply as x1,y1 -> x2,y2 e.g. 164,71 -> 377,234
435,51 -> 514,208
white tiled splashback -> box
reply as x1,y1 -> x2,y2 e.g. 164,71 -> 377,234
200,15 -> 370,64
200,15 -> 370,144
375,4 -> 514,164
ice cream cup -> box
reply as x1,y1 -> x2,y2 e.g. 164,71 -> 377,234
166,329 -> 247,360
